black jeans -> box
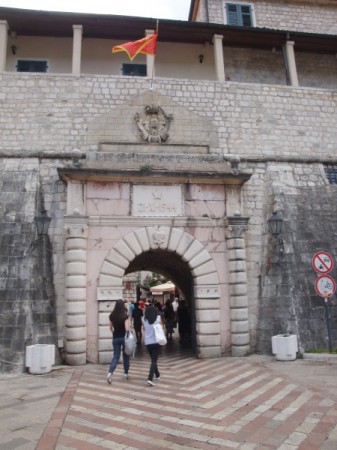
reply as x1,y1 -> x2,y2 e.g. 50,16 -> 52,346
146,343 -> 160,381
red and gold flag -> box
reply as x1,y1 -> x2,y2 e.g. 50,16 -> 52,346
112,34 -> 157,61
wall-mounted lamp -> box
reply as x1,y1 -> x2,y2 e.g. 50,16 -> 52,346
268,211 -> 284,254
11,45 -> 17,55
35,210 -> 52,236
198,54 -> 204,64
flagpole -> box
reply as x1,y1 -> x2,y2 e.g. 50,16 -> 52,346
150,19 -> 159,91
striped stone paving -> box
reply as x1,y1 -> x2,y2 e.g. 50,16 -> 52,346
35,347 -> 337,450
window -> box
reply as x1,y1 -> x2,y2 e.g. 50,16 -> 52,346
225,3 -> 253,27
325,166 -> 337,184
122,63 -> 147,77
16,60 -> 48,72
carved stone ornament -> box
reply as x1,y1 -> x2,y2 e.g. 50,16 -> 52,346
64,224 -> 88,238
135,105 -> 173,143
225,216 -> 249,239
153,228 -> 166,247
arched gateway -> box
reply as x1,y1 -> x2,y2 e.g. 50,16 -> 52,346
97,227 -> 221,363
61,90 -> 251,366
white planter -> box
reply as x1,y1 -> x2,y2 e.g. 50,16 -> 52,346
26,344 -> 55,374
272,334 -> 298,361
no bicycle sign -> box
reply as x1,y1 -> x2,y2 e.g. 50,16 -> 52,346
312,251 -> 334,274
315,275 -> 336,298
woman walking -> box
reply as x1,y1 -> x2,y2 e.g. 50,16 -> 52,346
107,299 -> 130,384
143,304 -> 162,386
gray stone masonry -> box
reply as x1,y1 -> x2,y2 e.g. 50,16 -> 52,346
200,0 -> 337,35
256,164 -> 337,354
0,159 -> 58,373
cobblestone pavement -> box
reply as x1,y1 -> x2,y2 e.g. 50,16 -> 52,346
1,345 -> 337,450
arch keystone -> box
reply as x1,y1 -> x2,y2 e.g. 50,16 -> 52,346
147,226 -> 170,249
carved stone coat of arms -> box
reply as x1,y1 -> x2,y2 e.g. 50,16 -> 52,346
135,105 -> 173,143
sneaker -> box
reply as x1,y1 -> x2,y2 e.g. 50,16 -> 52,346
124,374 -> 129,380
107,373 -> 112,384
147,380 -> 155,386
156,376 -> 160,381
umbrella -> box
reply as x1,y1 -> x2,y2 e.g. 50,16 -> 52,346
150,281 -> 175,294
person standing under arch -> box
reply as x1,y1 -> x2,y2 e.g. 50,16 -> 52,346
163,299 -> 175,341
132,300 -> 143,344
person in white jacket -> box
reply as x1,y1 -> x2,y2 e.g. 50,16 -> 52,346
143,304 -> 163,386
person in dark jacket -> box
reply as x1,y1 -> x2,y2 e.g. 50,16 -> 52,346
107,299 -> 130,384
177,300 -> 190,343
132,300 -> 143,344
163,299 -> 175,340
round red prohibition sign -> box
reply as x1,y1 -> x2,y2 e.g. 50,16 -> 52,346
315,275 -> 336,298
312,251 -> 334,274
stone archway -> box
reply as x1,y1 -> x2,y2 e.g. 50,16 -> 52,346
96,226 -> 221,363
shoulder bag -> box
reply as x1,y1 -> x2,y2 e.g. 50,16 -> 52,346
153,323 -> 167,346
124,330 -> 136,356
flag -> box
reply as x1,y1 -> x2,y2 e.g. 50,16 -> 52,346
112,34 -> 157,61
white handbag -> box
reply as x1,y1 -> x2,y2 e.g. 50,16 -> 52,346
153,323 -> 167,346
124,330 -> 136,356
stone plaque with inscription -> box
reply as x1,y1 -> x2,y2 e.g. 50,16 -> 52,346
132,185 -> 183,217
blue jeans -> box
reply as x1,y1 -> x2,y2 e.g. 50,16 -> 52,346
146,343 -> 160,381
108,336 -> 130,375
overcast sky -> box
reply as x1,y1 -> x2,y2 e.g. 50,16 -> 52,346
0,0 -> 191,20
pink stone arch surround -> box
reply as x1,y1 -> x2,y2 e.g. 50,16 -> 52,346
96,226 -> 221,363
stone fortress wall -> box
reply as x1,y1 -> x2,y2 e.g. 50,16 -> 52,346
1,72 -> 337,371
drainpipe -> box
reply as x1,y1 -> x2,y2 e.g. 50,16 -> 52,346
205,0 -> 210,22
283,34 -> 299,87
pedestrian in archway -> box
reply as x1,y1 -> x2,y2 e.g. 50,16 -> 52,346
132,300 -> 143,344
172,296 -> 179,323
107,299 -> 130,384
143,304 -> 162,386
177,299 -> 190,343
163,299 -> 175,340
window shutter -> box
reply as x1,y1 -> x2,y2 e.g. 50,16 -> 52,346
16,60 -> 47,72
227,4 -> 240,26
122,63 -> 147,76
226,3 -> 253,27
241,5 -> 253,27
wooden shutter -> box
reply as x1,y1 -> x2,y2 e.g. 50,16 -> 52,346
16,60 -> 48,72
226,3 -> 252,27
